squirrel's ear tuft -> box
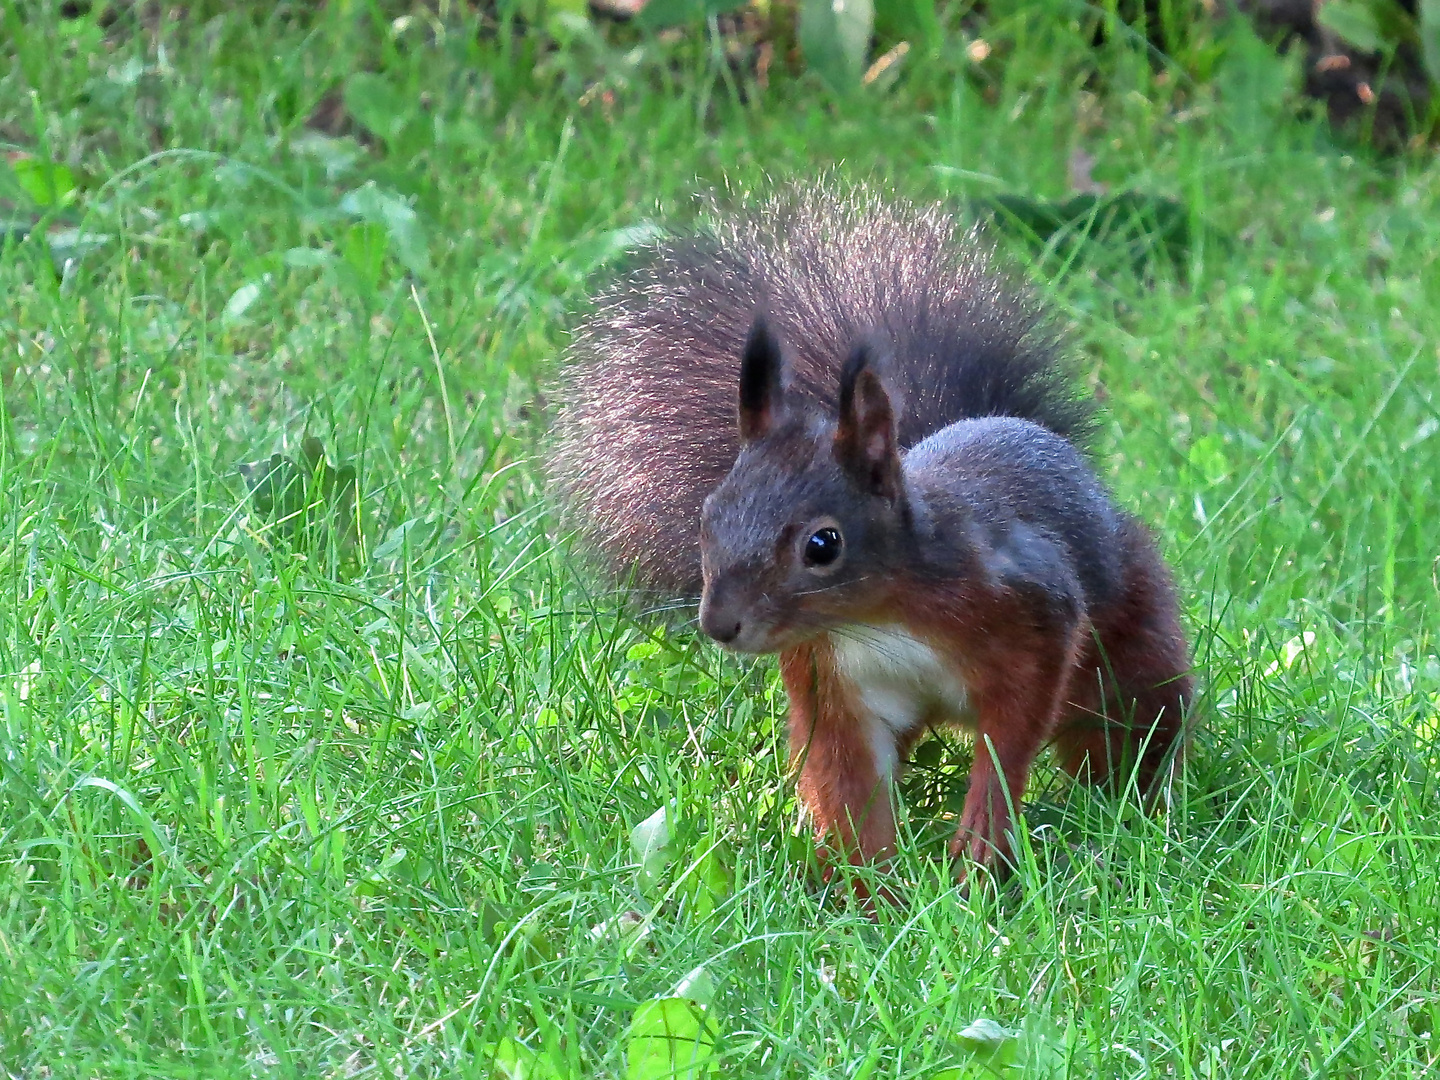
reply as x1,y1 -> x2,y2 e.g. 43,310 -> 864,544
835,336 -> 903,501
738,313 -> 789,442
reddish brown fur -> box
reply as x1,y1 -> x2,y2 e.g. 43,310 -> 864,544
780,551 -> 1190,881
780,641 -> 901,866
1050,521 -> 1193,794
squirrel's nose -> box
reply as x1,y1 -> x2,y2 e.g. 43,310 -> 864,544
701,609 -> 743,645
707,619 -> 742,645
699,592 -> 743,644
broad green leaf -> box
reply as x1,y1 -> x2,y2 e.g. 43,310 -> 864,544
573,221 -> 669,274
236,440 -> 360,554
600,223 -> 667,253
1366,0 -> 1422,44
545,0 -> 591,39
9,157 -> 77,207
626,998 -> 719,1080
626,639 -> 662,661
589,910 -> 651,951
912,738 -> 944,767
222,282 -> 263,324
47,228 -> 111,268
1187,433 -> 1232,488
1422,0 -> 1440,83
488,1035 -> 562,1079
800,0 -> 875,92
683,838 -> 733,918
283,246 -> 334,269
1211,15 -> 1300,144
874,0 -> 939,51
1316,0 -> 1385,53
339,182 -> 429,276
630,804 -> 672,893
291,132 -> 362,179
342,71 -> 410,144
342,221 -> 388,288
955,1016 -> 1021,1070
672,965 -> 716,1006
957,1017 -> 1017,1052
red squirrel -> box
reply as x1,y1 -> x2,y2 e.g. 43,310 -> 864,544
549,184 -> 1192,881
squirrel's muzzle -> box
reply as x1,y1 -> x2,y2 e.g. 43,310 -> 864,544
698,573 -> 760,649
698,591 -> 744,646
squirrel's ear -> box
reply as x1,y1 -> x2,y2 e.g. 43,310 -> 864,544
738,314 -> 789,443
835,337 -> 903,501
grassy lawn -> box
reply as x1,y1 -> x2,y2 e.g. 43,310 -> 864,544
2,3 -> 1439,1076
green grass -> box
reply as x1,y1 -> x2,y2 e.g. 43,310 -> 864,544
2,2 -> 1439,1076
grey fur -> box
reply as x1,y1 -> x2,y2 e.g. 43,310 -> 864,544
904,417 -> 1124,606
546,182 -> 1095,601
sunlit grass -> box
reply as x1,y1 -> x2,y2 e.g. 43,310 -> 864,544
1,3 -> 1437,1076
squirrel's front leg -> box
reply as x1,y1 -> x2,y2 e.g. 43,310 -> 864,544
952,628 -> 1084,878
779,642 -> 898,870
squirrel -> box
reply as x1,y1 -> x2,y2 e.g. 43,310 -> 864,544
548,183 -> 1192,883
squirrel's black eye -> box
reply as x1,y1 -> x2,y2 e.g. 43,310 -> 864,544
804,527 -> 843,568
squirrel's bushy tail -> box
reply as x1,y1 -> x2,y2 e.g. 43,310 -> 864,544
546,182 -> 1094,600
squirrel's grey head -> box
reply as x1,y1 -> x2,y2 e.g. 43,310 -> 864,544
698,315 -> 911,653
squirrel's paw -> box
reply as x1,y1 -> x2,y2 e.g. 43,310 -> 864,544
950,813 -> 1019,894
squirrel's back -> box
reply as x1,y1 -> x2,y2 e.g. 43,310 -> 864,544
547,183 -> 1095,600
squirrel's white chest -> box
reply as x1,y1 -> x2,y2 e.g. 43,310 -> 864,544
829,626 -> 975,755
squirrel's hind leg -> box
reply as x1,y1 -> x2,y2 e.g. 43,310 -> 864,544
1052,663 -> 1190,797
1052,567 -> 1193,797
